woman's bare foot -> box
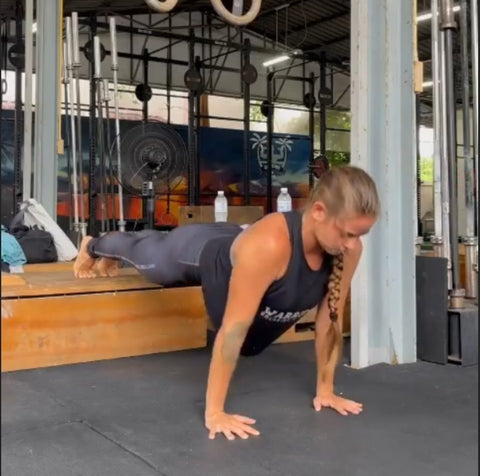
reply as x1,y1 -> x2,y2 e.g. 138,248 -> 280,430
95,257 -> 120,277
73,236 -> 97,278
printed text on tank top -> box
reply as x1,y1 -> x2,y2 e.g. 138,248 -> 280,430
251,211 -> 332,325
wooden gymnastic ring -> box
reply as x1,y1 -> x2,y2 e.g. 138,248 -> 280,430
210,0 -> 262,26
144,0 -> 178,13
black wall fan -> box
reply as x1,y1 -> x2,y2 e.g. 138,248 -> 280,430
118,122 -> 187,228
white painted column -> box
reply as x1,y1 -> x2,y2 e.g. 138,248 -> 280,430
33,0 -> 60,219
350,0 -> 417,367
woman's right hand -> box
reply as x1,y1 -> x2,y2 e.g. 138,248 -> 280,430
205,411 -> 260,440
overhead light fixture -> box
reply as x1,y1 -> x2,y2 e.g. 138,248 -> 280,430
422,81 -> 433,88
417,4 -> 460,23
262,49 -> 303,68
263,55 -> 290,67
32,22 -> 37,34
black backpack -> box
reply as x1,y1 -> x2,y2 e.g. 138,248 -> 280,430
9,211 -> 58,264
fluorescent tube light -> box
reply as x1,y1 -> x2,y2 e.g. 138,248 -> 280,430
262,55 -> 290,67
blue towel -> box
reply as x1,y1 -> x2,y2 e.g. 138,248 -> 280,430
1,225 -> 27,266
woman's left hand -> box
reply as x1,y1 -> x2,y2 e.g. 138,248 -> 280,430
312,392 -> 363,416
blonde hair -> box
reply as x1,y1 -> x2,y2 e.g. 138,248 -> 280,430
309,164 -> 380,220
311,165 -> 380,370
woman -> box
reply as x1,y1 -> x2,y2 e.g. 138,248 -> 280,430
74,165 -> 380,441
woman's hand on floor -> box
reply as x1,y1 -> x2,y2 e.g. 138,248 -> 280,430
313,392 -> 363,416
205,411 -> 260,440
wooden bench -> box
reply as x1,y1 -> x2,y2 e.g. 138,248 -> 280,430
1,263 -> 207,372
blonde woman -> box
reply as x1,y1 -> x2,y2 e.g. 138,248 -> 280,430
74,165 -> 380,441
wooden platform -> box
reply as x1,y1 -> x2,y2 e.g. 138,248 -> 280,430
1,263 -> 208,372
1,259 -> 351,372
178,205 -> 264,226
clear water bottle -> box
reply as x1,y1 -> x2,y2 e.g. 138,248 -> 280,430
277,187 -> 292,212
214,190 -> 228,222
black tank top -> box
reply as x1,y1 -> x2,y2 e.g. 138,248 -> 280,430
199,210 -> 333,356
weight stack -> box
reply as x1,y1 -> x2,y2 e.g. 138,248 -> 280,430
416,255 -> 449,364
448,301 -> 478,366
416,255 -> 478,366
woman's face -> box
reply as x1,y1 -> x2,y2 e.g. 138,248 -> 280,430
311,202 -> 376,255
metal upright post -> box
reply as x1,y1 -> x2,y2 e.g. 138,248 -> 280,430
65,19 -> 80,238
431,0 -> 445,258
471,0 -> 479,297
23,0 -> 34,201
13,1 -> 23,212
459,0 -> 477,299
242,38 -> 251,205
459,0 -> 474,237
471,0 -> 479,234
194,56 -> 201,206
187,33 -> 196,206
308,72 -> 315,190
103,79 -> 116,231
94,35 -> 107,234
319,54 -> 327,158
88,17 -> 98,236
439,0 -> 464,306
62,43 -> 73,233
167,14 -> 172,125
318,54 -> 328,190
266,70 -> 274,213
438,4 -> 452,288
142,48 -> 149,123
109,16 -> 126,232
415,96 -> 423,240
72,12 -> 86,237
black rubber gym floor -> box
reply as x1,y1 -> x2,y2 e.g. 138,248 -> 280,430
2,340 -> 477,476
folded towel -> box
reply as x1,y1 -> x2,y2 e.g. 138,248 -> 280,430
1,225 -> 27,267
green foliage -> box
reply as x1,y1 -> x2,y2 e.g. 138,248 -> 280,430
325,110 -> 351,130
249,103 -> 266,123
249,102 -> 351,168
420,157 -> 434,183
325,151 -> 350,167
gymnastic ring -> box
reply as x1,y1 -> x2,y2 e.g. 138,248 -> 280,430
210,0 -> 262,26
144,0 -> 178,13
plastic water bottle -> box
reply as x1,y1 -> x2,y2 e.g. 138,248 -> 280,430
214,190 -> 228,222
277,187 -> 292,212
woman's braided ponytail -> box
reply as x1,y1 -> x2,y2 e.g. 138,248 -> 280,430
309,165 -> 380,371
325,254 -> 344,367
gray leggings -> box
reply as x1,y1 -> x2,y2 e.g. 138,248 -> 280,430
87,224 -> 242,286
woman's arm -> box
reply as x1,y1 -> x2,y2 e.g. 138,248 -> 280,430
205,221 -> 288,439
313,242 -> 363,415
